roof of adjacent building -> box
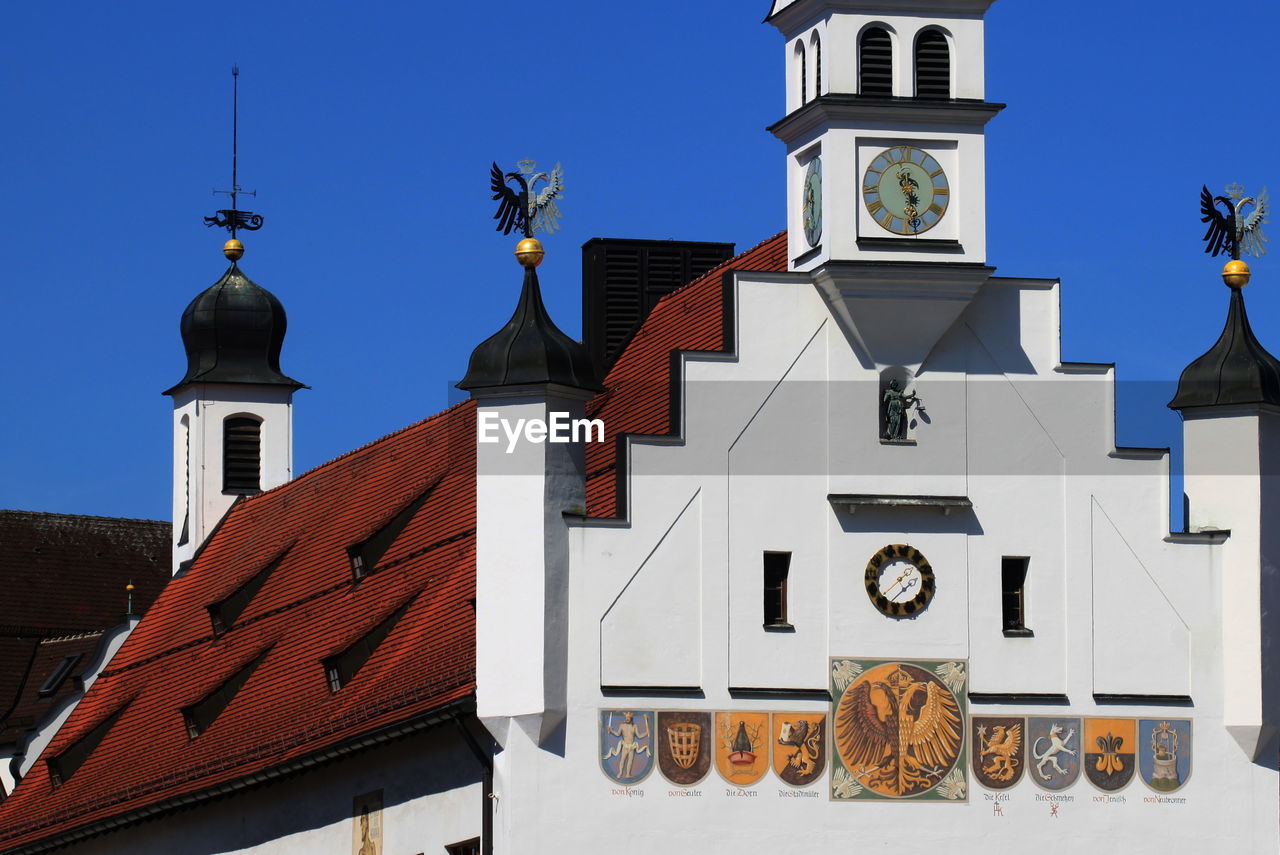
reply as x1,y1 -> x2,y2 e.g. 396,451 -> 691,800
0,231 -> 788,852
1169,285 -> 1280,410
0,403 -> 476,852
0,511 -> 170,752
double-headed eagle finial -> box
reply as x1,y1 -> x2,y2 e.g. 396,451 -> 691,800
1201,183 -> 1269,260
490,159 -> 565,239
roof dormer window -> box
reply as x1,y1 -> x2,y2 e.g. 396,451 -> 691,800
181,650 -> 268,739
322,597 -> 415,692
346,480 -> 439,581
46,703 -> 130,790
207,542 -> 293,636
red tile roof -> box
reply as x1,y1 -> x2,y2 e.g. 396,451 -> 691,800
0,402 -> 477,852
585,231 -> 789,517
0,230 -> 787,850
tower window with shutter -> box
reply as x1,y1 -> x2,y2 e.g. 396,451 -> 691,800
915,29 -> 951,99
859,27 -> 893,96
797,41 -> 807,105
223,416 -> 262,495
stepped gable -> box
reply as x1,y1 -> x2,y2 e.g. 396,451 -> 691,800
584,231 -> 789,518
0,402 -> 477,852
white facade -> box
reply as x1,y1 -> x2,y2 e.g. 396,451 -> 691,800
469,0 -> 1279,852
56,729 -> 482,855
170,382 -> 295,572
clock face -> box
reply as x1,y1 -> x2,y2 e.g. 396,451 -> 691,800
802,157 -> 822,247
862,146 -> 949,236
864,544 -> 935,617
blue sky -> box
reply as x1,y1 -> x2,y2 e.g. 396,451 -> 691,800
2,0 -> 1277,522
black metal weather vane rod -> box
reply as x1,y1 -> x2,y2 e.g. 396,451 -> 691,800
205,65 -> 264,239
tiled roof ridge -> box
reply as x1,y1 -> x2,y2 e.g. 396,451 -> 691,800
0,670 -> 474,845
38,630 -> 107,645
0,510 -> 169,528
238,398 -> 476,508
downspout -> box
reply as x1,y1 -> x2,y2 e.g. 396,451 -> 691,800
454,714 -> 494,855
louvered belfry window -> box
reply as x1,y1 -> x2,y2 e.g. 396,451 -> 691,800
915,29 -> 950,99
798,42 -> 807,105
223,417 -> 262,495
860,27 -> 893,96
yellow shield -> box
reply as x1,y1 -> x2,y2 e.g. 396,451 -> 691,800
771,712 -> 826,787
715,712 -> 770,786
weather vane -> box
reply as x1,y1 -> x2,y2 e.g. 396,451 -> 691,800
205,66 -> 264,240
490,160 -> 564,238
1200,183 -> 1269,260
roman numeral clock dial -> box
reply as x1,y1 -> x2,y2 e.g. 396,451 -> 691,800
862,146 -> 949,236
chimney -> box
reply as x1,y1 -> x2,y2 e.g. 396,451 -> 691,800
582,238 -> 735,373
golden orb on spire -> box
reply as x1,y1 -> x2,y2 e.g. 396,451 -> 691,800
1223,259 -> 1251,289
515,237 -> 545,268
223,238 -> 245,262
126,582 -> 135,593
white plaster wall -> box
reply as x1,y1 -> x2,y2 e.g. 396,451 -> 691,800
474,267 -> 1280,853
49,727 -> 482,855
171,383 -> 294,573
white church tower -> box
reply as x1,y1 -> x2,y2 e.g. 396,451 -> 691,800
163,239 -> 304,573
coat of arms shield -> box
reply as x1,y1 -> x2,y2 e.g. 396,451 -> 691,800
971,716 -> 1025,790
1138,719 -> 1192,794
600,710 -> 655,785
714,712 -> 770,786
1084,717 -> 1136,792
771,712 -> 826,787
657,711 -> 712,786
1026,716 -> 1082,791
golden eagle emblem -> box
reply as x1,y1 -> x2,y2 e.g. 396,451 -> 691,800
833,661 -> 964,799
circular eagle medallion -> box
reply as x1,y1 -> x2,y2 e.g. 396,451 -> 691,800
862,146 -> 949,235
833,661 -> 963,799
802,157 -> 822,247
864,543 -> 935,618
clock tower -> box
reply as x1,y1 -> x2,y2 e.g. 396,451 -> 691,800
769,0 -> 1000,269
767,0 -> 1001,372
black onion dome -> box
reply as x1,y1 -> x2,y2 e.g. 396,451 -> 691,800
1169,288 -> 1280,410
458,266 -> 602,393
163,264 -> 305,395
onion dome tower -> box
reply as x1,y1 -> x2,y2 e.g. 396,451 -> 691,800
458,238 -> 600,393
1172,258 -> 1280,760
164,240 -> 305,574
1169,260 -> 1280,410
459,233 -> 599,750
165,68 -> 303,574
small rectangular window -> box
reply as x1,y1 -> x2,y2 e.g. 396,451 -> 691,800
446,839 -> 481,855
38,654 -> 83,698
763,552 -> 792,629
1001,557 -> 1032,637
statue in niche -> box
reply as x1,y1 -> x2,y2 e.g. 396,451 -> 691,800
882,380 -> 923,442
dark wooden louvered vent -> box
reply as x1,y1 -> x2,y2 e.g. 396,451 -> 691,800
583,239 -> 736,374
814,35 -> 822,97
915,29 -> 950,99
799,42 -> 808,105
860,28 -> 893,96
223,417 -> 262,495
